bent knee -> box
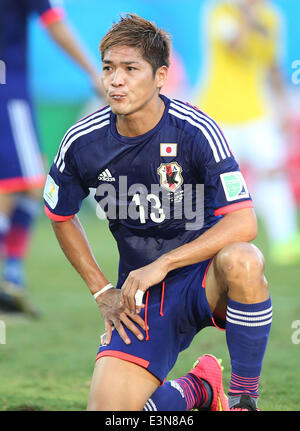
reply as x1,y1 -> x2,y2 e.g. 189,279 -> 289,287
216,242 -> 265,277
215,242 -> 268,302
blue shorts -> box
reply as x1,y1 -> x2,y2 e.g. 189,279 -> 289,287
0,96 -> 45,192
96,259 -> 225,382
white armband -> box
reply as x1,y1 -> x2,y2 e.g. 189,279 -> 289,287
93,283 -> 114,300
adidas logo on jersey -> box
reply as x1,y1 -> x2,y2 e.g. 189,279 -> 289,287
98,169 -> 116,182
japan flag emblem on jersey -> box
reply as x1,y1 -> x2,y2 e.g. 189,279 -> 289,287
157,162 -> 183,192
160,143 -> 177,157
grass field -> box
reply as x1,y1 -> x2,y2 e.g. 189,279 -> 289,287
0,202 -> 299,411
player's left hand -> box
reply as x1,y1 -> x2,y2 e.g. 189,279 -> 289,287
97,288 -> 147,345
121,256 -> 169,314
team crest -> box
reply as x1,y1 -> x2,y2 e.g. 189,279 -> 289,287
157,162 -> 183,192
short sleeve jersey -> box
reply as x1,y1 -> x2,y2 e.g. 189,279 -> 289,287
44,95 -> 254,285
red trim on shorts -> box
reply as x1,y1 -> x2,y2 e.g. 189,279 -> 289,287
39,7 -> 65,27
44,205 -> 74,222
160,378 -> 166,386
214,200 -> 254,217
202,258 -> 226,332
145,291 -> 150,341
0,175 -> 45,193
211,316 -> 226,331
160,281 -> 165,317
201,258 -> 213,288
95,350 -> 150,369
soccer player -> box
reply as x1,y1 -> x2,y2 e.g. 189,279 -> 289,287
0,0 -> 103,315
44,14 -> 272,411
195,0 -> 300,265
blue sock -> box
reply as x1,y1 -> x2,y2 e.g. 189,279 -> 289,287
3,196 -> 40,288
143,374 -> 212,411
226,297 -> 272,400
2,258 -> 25,287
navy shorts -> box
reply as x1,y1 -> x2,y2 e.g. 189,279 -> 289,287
0,96 -> 45,192
96,259 -> 225,382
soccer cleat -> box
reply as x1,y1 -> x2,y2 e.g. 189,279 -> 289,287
0,281 -> 41,318
230,394 -> 258,411
189,354 -> 229,411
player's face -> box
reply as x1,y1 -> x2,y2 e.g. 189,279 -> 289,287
101,45 -> 167,116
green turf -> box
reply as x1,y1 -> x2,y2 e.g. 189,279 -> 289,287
0,203 -> 299,411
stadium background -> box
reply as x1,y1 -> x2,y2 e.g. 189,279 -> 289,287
30,0 -> 300,201
1,0 -> 300,411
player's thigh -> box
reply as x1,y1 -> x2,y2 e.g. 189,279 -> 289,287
0,193 -> 14,215
23,188 -> 43,200
87,356 -> 160,411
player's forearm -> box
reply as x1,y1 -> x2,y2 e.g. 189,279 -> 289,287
162,208 -> 257,272
47,20 -> 97,78
51,215 -> 109,295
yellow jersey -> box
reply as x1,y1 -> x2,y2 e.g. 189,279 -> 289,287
195,1 -> 279,124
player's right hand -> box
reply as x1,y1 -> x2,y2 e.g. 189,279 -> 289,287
96,288 -> 147,345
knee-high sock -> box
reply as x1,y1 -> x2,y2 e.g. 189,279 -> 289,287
226,297 -> 272,405
143,374 -> 212,411
3,196 -> 40,286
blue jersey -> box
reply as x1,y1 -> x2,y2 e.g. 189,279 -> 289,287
0,0 -> 63,98
44,95 -> 253,284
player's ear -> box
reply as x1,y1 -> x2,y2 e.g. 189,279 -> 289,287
156,65 -> 168,90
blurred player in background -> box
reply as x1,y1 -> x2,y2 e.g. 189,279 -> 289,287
0,0 -> 103,316
44,14 -> 272,411
195,0 -> 300,265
